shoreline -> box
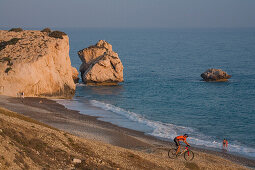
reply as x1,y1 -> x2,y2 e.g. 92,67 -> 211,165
0,95 -> 254,168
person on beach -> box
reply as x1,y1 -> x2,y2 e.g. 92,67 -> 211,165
174,134 -> 190,155
223,138 -> 228,150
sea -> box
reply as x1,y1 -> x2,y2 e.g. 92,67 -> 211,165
56,28 -> 255,159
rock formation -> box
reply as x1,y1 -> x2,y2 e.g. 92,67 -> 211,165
78,40 -> 123,85
72,67 -> 79,83
201,68 -> 231,81
0,29 -> 76,98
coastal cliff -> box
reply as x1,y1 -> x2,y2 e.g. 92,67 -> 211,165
0,29 -> 77,98
78,40 -> 124,85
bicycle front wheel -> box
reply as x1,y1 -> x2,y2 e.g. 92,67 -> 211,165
184,150 -> 194,161
168,149 -> 177,159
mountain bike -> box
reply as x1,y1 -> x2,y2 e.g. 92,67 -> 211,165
168,145 -> 194,161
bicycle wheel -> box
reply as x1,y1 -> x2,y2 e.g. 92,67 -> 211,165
184,150 -> 194,161
168,149 -> 177,159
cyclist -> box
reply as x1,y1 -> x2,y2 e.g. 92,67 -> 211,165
174,134 -> 190,155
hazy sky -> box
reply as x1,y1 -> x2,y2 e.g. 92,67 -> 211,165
1,0 -> 255,28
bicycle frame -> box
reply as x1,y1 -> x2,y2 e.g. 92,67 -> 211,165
168,145 -> 194,161
179,146 -> 189,156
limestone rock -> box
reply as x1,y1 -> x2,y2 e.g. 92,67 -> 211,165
78,40 -> 123,85
72,67 -> 79,83
201,68 -> 231,81
0,30 -> 76,98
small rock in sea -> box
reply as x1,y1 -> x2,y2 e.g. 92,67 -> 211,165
201,68 -> 231,82
72,158 -> 81,163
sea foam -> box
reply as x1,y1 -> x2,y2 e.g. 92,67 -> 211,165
90,99 -> 255,159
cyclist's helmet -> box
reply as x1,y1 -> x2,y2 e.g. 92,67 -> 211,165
184,134 -> 189,137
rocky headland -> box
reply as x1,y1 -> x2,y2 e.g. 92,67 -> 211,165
78,40 -> 124,85
201,68 -> 231,82
0,28 -> 78,98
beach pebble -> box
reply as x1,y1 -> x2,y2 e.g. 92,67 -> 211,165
72,158 -> 81,163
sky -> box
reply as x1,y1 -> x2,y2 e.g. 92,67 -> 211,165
0,0 -> 255,28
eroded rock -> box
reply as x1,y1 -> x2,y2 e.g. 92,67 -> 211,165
201,68 -> 231,81
0,30 -> 76,98
78,40 -> 123,85
72,67 -> 79,83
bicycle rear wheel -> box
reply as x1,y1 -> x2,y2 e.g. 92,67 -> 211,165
168,149 -> 176,159
184,150 -> 194,161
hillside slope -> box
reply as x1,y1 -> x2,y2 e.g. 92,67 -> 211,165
0,107 -> 249,170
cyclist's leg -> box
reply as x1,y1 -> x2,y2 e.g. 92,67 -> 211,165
174,138 -> 180,155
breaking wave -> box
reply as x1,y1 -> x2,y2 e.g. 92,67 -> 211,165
90,100 -> 255,159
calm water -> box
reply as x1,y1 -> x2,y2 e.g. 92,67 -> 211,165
58,28 -> 255,159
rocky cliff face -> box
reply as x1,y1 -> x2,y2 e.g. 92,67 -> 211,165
0,30 -> 77,98
201,68 -> 231,81
78,40 -> 123,85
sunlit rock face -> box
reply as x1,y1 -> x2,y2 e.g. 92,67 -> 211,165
0,30 -> 76,98
78,40 -> 123,85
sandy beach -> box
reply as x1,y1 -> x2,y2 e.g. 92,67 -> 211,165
0,95 -> 254,169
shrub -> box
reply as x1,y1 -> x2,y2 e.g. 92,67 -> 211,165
41,28 -> 51,34
7,38 -> 20,45
0,38 -> 21,51
49,31 -> 67,39
2,57 -> 11,62
0,41 -> 7,51
5,67 -> 12,74
8,28 -> 23,32
7,62 -> 13,66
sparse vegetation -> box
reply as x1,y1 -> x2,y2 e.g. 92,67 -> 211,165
87,45 -> 106,49
5,67 -> 12,74
7,62 -> 13,66
185,162 -> 200,170
5,161 -> 11,167
0,38 -> 21,51
8,28 -> 23,32
41,28 -> 51,34
49,31 -> 67,39
0,107 -> 58,131
1,57 -> 11,62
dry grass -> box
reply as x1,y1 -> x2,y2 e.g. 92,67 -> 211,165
0,107 -> 58,131
185,162 -> 200,170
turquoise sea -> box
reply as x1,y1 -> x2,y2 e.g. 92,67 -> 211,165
57,28 -> 255,159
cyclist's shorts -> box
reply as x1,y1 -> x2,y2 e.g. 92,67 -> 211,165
174,138 -> 180,146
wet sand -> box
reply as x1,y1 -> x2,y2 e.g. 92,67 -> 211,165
0,95 -> 254,168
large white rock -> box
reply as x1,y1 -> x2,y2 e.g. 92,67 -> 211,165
0,30 -> 76,98
78,40 -> 123,85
